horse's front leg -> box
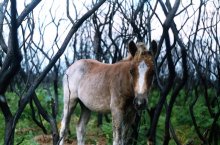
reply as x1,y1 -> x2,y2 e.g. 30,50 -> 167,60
111,107 -> 125,145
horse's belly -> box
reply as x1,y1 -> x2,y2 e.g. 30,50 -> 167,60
78,93 -> 111,113
78,83 -> 111,113
77,64 -> 112,113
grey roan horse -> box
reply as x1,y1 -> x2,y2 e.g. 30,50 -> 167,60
59,40 -> 157,145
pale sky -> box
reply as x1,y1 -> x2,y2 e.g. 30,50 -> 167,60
1,0 -> 219,73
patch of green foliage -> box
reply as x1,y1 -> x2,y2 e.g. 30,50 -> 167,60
0,92 -> 40,144
101,120 -> 113,144
0,87 -> 219,144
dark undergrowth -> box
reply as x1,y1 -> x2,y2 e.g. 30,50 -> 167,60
0,88 -> 219,145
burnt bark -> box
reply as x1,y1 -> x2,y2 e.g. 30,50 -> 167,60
0,0 -> 106,144
148,30 -> 176,145
163,47 -> 187,145
0,0 -> 22,144
189,86 -> 208,144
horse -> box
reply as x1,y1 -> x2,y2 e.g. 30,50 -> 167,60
59,40 -> 157,145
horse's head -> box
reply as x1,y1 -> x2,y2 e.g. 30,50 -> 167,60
128,40 -> 157,110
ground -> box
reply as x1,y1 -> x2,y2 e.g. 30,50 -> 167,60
34,133 -> 107,145
13,113 -> 111,145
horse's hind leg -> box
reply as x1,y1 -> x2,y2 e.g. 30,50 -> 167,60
76,103 -> 91,145
59,97 -> 78,145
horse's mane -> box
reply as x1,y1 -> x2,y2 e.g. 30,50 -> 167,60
122,42 -> 148,61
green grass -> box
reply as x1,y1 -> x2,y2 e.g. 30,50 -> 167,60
0,88 -> 219,144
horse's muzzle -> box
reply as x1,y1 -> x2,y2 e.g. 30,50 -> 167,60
133,97 -> 147,110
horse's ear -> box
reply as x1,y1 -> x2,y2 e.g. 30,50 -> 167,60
151,40 -> 157,56
128,40 -> 137,57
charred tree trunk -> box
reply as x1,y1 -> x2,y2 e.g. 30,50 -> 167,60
0,0 -> 22,144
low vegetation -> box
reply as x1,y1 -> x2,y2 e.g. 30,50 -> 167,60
1,87 -> 218,144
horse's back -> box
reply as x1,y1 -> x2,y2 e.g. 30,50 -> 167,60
63,59 -> 112,112
63,59 -> 93,102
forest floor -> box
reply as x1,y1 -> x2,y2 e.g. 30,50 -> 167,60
2,90 -> 218,145
15,125 -> 108,145
12,111 -> 111,145
34,133 -> 107,145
